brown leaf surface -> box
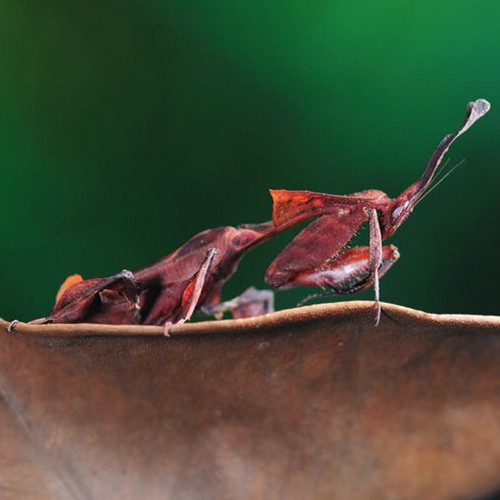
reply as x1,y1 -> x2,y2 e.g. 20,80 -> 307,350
0,302 -> 499,500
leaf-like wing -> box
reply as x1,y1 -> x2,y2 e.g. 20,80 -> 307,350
266,207 -> 368,288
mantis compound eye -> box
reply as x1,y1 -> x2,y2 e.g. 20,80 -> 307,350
391,200 -> 410,224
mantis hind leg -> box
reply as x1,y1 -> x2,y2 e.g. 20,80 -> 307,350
201,287 -> 275,320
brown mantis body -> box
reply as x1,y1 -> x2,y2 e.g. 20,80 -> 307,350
19,99 -> 488,330
34,222 -> 279,329
37,217 -> 396,329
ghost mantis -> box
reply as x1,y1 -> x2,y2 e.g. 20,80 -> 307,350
264,99 -> 490,324
11,99 -> 488,332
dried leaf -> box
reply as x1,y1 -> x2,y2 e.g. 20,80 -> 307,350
1,304 -> 499,499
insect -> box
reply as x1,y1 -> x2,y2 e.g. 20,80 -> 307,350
264,99 -> 490,324
14,99 -> 488,332
29,222 -> 280,331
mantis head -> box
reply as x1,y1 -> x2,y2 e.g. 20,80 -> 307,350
382,98 -> 490,238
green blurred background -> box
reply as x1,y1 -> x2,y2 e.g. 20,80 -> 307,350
0,1 -> 498,321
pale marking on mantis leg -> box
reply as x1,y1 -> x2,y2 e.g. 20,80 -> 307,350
163,247 -> 217,336
367,208 -> 383,326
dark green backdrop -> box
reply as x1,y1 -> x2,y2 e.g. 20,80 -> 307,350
1,1 -> 499,321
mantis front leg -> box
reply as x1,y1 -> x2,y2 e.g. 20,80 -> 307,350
265,206 -> 397,324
